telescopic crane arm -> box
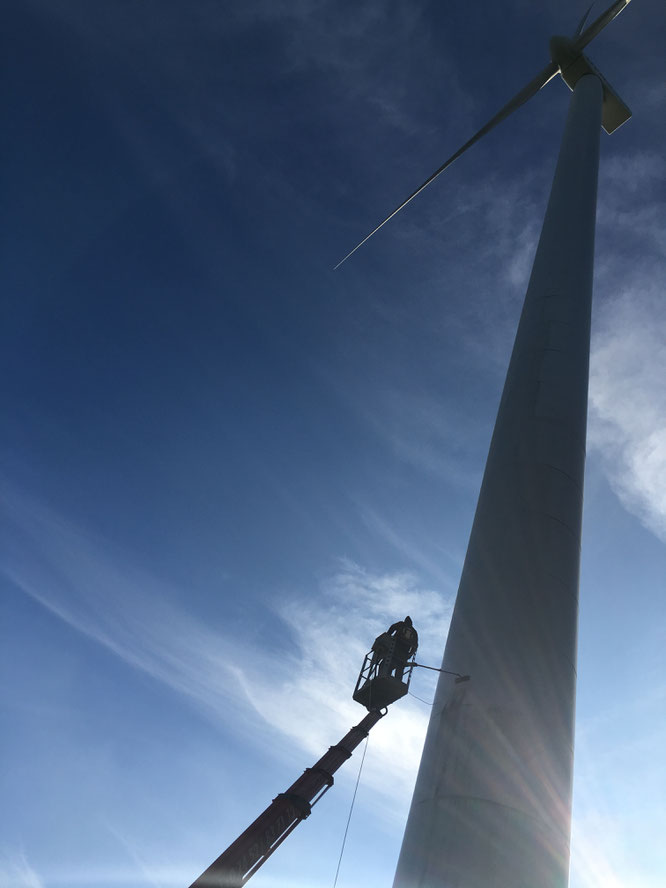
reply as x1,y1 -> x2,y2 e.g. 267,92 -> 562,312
188,708 -> 385,888
187,622 -> 418,888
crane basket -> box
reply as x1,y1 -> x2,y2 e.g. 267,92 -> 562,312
353,632 -> 414,710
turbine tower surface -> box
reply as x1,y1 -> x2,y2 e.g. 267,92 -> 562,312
391,74 -> 603,888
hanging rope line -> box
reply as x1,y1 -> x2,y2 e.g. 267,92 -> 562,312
408,690 -> 434,706
332,734 -> 369,888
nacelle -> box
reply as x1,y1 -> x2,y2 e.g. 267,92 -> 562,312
549,35 -> 631,134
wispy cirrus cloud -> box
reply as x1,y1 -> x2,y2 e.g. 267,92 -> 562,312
357,501 -> 463,585
588,289 -> 666,542
1,484 -> 452,812
573,174 -> 666,877
0,849 -> 44,888
357,387 -> 487,490
589,148 -> 666,542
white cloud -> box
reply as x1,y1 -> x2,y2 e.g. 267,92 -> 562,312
589,283 -> 666,541
582,142 -> 666,542
0,850 -> 44,888
357,502 -> 463,584
2,486 -> 452,816
251,560 -> 452,804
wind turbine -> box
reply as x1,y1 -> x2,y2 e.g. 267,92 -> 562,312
337,2 -> 633,887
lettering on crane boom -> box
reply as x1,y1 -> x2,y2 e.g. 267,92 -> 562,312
237,802 -> 301,878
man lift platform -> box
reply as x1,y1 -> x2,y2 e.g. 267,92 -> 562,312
353,616 -> 418,710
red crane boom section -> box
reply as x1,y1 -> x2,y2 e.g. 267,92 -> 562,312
188,708 -> 385,888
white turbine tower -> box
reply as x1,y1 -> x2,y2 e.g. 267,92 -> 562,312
338,2 -> 633,887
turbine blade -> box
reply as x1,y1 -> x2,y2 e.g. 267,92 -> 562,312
334,61 -> 558,269
574,0 -> 632,50
574,3 -> 595,38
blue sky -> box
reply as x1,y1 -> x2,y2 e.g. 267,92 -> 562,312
1,1 -> 665,886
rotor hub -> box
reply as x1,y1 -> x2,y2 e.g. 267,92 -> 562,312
549,35 -> 579,71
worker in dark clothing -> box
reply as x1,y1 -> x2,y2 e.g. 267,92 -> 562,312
387,616 -> 419,655
386,616 -> 418,681
370,631 -> 393,675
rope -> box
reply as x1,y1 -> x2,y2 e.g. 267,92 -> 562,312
332,735 -> 369,888
408,690 -> 434,706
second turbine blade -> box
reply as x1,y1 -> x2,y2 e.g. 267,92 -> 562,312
335,61 -> 558,269
574,3 -> 596,38
575,0 -> 632,50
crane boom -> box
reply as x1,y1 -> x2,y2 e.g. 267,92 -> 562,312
188,708 -> 385,888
